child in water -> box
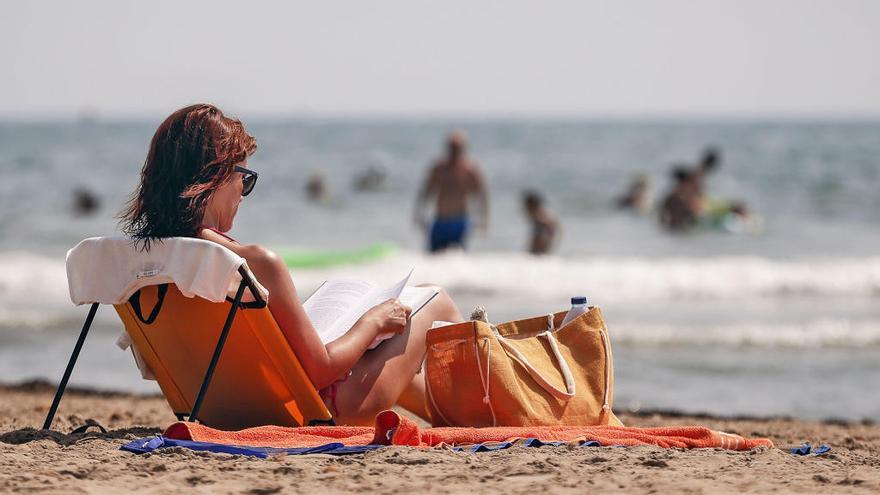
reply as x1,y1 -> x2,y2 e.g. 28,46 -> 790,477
522,190 -> 560,255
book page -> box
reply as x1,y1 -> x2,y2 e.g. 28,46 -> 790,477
302,278 -> 378,344
399,286 -> 439,314
330,270 -> 413,346
303,269 -> 435,349
372,268 -> 413,304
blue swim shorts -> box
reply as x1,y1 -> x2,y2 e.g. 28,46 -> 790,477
429,215 -> 469,252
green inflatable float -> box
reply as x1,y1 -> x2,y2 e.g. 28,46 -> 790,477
277,242 -> 396,269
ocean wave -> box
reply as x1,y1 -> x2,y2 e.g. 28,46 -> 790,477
0,252 -> 71,310
610,318 -> 880,348
3,249 -> 880,306
2,250 -> 880,349
291,250 -> 880,302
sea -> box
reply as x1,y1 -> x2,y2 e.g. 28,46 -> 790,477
1,118 -> 878,421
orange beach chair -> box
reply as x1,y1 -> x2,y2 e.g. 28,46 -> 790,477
43,237 -> 333,431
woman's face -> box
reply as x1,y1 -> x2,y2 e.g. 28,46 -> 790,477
204,162 -> 246,232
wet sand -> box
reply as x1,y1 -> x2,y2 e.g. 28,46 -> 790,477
1,381 -> 878,494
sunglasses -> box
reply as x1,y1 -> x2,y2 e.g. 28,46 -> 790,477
234,165 -> 258,197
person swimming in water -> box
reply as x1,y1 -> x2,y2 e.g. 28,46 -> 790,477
306,171 -> 329,203
72,187 -> 101,217
414,131 -> 489,253
659,166 -> 702,231
660,150 -> 761,234
522,190 -> 560,255
691,146 -> 721,199
615,173 -> 653,214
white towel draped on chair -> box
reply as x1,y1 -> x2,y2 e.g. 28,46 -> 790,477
66,236 -> 269,379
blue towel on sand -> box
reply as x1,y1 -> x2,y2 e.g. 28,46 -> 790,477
790,442 -> 831,456
122,436 -> 602,458
121,436 -> 380,458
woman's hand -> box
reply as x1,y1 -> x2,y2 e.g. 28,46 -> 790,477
364,299 -> 412,336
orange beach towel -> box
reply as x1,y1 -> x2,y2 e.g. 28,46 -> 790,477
165,410 -> 772,451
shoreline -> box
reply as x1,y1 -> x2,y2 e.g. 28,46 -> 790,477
5,380 -> 875,427
2,381 -> 878,493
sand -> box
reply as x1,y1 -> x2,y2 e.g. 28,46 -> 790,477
1,381 -> 878,494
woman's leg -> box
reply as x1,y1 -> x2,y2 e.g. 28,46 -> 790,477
332,286 -> 462,425
396,372 -> 429,420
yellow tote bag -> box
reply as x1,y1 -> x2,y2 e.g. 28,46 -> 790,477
425,307 -> 623,427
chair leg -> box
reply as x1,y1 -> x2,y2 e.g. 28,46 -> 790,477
42,303 -> 99,431
188,280 -> 247,424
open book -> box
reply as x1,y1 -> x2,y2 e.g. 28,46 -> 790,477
303,270 -> 438,348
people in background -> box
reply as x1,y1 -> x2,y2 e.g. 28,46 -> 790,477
306,171 -> 329,203
692,146 -> 721,197
616,173 -> 652,213
659,166 -> 702,231
522,190 -> 560,255
72,187 -> 100,217
353,164 -> 388,192
414,131 -> 489,253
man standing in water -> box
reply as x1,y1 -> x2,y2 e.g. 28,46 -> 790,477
414,131 -> 489,252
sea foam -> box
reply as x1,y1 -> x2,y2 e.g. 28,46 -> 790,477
290,250 -> 880,303
2,250 -> 879,348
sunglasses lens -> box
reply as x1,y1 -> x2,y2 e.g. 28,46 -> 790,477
242,175 -> 256,196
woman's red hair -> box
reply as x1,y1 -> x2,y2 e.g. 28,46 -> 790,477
119,104 -> 256,248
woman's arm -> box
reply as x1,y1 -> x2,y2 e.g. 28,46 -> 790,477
200,229 -> 408,389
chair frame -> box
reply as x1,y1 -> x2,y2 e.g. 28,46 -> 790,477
42,266 -> 267,430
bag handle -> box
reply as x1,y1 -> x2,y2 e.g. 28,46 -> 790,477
492,314 -> 576,401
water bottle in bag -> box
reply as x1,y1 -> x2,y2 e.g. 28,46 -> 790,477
559,296 -> 588,327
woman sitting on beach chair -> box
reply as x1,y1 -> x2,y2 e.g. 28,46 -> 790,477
118,104 -> 463,425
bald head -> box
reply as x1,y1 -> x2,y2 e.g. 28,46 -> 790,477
446,130 -> 468,161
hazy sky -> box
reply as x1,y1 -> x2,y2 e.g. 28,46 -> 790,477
1,0 -> 879,118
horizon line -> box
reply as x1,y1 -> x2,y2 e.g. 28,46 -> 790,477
2,109 -> 880,124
